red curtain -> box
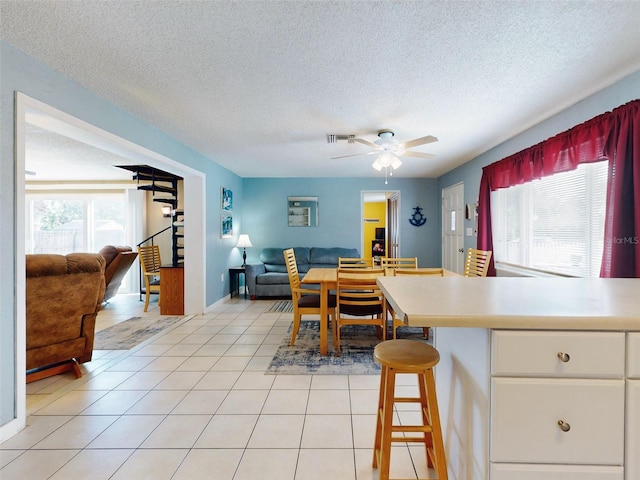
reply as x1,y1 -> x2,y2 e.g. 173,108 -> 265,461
477,99 -> 640,277
600,101 -> 640,277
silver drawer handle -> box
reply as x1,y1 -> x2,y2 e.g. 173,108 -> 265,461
558,420 -> 571,432
557,352 -> 570,363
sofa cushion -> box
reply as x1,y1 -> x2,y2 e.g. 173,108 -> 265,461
255,272 -> 291,285
260,247 -> 311,273
310,247 -> 359,268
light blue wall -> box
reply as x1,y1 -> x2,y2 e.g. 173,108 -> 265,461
438,69 -> 640,254
0,40 -> 242,427
242,177 -> 441,267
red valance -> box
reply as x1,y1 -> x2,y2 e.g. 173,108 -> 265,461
477,99 -> 640,277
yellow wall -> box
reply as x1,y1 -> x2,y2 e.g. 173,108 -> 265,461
363,202 -> 386,261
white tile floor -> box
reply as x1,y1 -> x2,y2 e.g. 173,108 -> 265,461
1,294 -> 436,480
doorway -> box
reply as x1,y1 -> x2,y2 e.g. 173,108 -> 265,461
11,93 -> 206,438
362,190 -> 400,262
442,182 -> 464,274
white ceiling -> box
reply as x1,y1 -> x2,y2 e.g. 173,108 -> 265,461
2,0 -> 640,181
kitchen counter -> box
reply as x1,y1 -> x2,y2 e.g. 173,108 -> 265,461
377,276 -> 640,330
377,275 -> 640,480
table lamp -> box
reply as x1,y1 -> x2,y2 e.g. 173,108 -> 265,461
236,234 -> 253,266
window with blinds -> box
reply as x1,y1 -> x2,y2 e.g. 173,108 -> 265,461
491,161 -> 608,277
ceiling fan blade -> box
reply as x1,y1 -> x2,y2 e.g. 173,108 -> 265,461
353,137 -> 380,149
400,135 -> 438,149
401,151 -> 437,159
330,152 -> 374,159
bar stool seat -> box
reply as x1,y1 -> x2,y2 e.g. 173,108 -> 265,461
373,339 -> 448,480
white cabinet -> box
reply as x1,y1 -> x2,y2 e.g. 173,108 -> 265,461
490,331 -> 626,476
491,378 -> 624,464
627,333 -> 640,480
492,331 -> 625,378
627,381 -> 640,480
491,464 -> 623,480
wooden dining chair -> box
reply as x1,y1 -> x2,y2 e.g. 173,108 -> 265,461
334,267 -> 386,356
284,248 -> 336,346
380,257 -> 418,270
137,245 -> 162,312
388,268 -> 445,339
338,257 -> 373,269
464,248 -> 492,277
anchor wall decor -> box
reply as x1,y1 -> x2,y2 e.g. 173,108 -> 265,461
409,206 -> 426,227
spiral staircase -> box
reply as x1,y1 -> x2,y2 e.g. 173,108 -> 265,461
116,165 -> 184,265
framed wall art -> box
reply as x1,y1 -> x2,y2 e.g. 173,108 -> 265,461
221,187 -> 233,211
221,214 -> 233,238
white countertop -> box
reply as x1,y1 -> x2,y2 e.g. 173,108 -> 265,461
377,276 -> 640,330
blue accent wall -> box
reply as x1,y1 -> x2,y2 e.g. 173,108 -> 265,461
242,177 -> 441,267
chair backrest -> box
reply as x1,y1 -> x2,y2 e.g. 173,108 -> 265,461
464,248 -> 492,277
338,257 -> 373,269
283,248 -> 301,291
138,245 -> 162,275
381,257 -> 418,270
394,267 -> 444,276
337,268 -> 385,315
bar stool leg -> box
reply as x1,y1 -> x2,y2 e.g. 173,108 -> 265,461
374,365 -> 397,480
417,372 -> 435,468
424,368 -> 447,479
373,364 -> 386,468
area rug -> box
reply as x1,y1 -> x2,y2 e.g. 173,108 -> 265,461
266,322 -> 429,375
266,300 -> 293,313
94,316 -> 186,350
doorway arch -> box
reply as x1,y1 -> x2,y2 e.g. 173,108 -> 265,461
12,92 -> 206,437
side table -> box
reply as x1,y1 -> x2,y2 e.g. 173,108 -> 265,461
229,266 -> 246,298
160,264 -> 184,315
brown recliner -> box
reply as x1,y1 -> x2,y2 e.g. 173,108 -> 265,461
26,253 -> 105,382
98,245 -> 138,303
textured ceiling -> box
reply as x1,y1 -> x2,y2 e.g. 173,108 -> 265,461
2,0 -> 640,181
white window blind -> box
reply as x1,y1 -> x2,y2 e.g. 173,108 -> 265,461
491,161 -> 608,277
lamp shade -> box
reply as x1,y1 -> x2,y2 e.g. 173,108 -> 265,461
236,234 -> 253,248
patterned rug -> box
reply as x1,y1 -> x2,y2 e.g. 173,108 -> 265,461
266,321 -> 430,375
94,316 -> 186,350
266,300 -> 293,313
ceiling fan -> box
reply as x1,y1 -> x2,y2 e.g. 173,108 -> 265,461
330,129 -> 438,166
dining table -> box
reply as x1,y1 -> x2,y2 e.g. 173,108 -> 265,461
300,267 -> 337,355
301,267 -> 385,355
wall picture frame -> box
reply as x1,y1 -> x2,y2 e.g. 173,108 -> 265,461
221,187 -> 233,211
221,214 -> 233,238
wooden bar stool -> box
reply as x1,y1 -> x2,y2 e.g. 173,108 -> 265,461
373,339 -> 448,480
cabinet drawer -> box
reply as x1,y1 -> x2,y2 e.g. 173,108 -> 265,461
491,378 -> 624,464
491,463 -> 623,480
627,380 -> 640,480
492,331 -> 625,377
628,333 -> 640,378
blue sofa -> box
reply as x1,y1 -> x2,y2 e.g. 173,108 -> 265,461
245,247 -> 360,299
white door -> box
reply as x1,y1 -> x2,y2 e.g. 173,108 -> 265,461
442,183 -> 464,274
